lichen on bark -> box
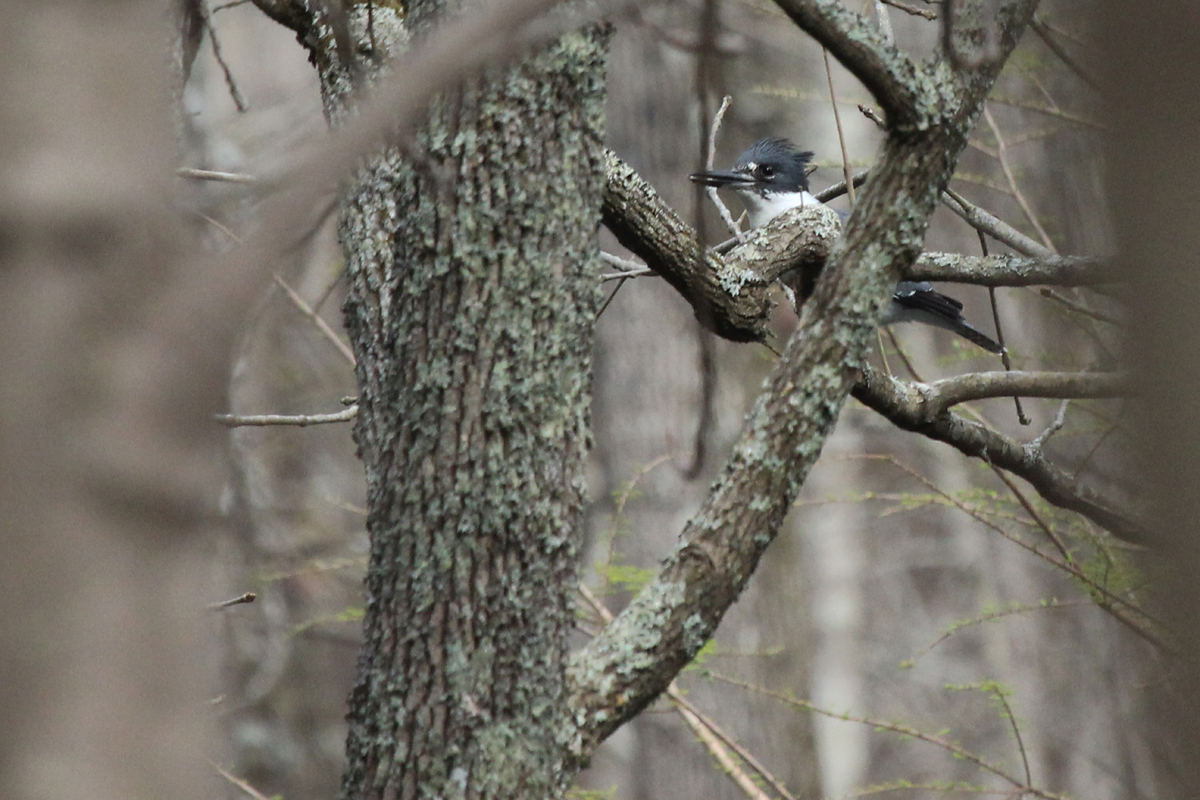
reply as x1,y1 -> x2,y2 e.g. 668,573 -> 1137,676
291,5 -> 611,798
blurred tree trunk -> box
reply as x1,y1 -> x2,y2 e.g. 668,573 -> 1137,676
0,2 -> 232,799
1106,2 -> 1200,795
277,6 -> 611,799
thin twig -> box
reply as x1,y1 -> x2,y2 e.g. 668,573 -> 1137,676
864,454 -> 1166,650
595,454 -> 674,601
600,250 -> 645,271
942,188 -> 1053,258
883,327 -> 923,382
1039,288 -> 1121,325
709,673 -> 1072,800
1030,17 -> 1100,91
989,686 -> 1033,791
595,276 -> 629,320
976,229 -> 1030,425
704,96 -> 744,241
599,251 -> 654,281
988,461 -> 1072,562
983,107 -> 1057,253
879,0 -> 937,19
199,0 -> 248,112
600,268 -> 653,281
215,405 -> 359,427
988,95 -> 1103,130
824,50 -> 855,207
177,167 -> 259,184
857,103 -> 886,128
212,762 -> 274,800
197,212 -> 245,245
274,275 -> 357,365
1030,399 -> 1070,450
907,599 -> 1090,664
207,592 -> 258,610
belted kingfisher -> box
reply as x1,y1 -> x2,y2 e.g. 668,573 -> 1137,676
690,137 -> 1005,354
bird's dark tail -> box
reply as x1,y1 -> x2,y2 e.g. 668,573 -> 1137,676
953,320 -> 1006,354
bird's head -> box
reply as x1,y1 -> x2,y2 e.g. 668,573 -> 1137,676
689,137 -> 817,228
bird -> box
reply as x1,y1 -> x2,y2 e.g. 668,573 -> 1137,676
690,137 -> 1005,354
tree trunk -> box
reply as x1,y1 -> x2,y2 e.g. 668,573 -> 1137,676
318,9 -> 610,799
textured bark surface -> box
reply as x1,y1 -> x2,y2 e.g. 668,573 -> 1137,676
322,11 -> 609,800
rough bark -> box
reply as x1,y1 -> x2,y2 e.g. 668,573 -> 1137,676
288,5 -> 610,799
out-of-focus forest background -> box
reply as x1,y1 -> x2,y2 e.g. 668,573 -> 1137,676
5,1 -> 1197,799
181,3 -> 1146,799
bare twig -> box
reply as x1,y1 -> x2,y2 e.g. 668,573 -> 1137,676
988,95 -> 1104,131
704,96 -> 744,242
988,685 -> 1032,791
942,187 -> 1054,258
823,49 -> 856,207
907,599 -> 1090,664
274,275 -> 357,365
984,107 -> 1057,253
207,592 -> 258,609
596,277 -> 629,320
212,762 -> 274,800
197,212 -> 245,245
882,327 -> 924,382
857,103 -> 886,128
976,230 -> 1029,424
879,0 -> 937,20
177,167 -> 260,185
988,458 -> 1072,561
1039,288 -> 1121,325
200,0 -> 249,112
1030,16 -> 1100,91
1031,398 -> 1071,450
600,268 -> 653,282
215,405 -> 359,427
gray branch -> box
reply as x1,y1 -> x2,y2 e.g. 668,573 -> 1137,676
911,370 -> 1129,416
910,251 -> 1116,286
852,365 -> 1144,541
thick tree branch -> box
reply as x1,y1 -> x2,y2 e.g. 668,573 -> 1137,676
602,150 -> 841,342
852,364 -> 1144,541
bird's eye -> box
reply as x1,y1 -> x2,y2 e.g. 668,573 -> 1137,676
760,165 -> 775,179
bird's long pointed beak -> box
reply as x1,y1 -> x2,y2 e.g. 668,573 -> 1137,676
688,169 -> 754,188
